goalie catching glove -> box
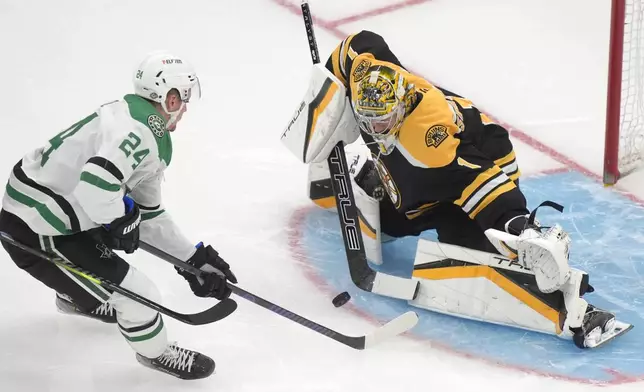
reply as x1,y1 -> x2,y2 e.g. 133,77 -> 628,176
486,201 -> 572,294
177,243 -> 238,300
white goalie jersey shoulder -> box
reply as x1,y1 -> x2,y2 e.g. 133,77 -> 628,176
281,64 -> 360,164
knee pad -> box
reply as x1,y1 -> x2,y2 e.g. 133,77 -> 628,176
111,266 -> 161,325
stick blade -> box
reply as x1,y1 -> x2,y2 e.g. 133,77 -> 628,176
364,311 -> 418,348
183,298 -> 238,325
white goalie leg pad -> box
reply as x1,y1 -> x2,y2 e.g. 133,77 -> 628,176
110,267 -> 168,358
307,160 -> 335,210
306,142 -> 368,209
485,226 -> 572,294
409,238 -> 568,336
307,145 -> 384,265
281,64 -> 360,164
350,167 -> 384,266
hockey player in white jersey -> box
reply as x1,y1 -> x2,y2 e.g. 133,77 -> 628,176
0,52 -> 237,379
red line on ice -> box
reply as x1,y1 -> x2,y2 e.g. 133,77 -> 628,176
327,0 -> 433,28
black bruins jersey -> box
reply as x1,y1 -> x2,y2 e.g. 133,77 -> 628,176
325,30 -> 528,232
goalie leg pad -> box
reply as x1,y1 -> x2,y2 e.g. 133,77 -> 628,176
307,146 -> 384,265
308,160 -> 336,210
410,238 -> 574,337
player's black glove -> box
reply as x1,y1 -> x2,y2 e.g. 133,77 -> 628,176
95,196 -> 141,254
177,243 -> 237,300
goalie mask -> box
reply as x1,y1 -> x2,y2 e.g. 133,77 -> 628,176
353,65 -> 414,140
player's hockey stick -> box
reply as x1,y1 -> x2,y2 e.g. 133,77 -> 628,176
0,231 -> 237,326
300,0 -> 419,300
139,240 -> 419,349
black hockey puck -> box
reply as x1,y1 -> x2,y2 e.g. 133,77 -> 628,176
332,291 -> 351,308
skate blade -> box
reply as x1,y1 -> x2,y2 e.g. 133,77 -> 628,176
586,320 -> 634,349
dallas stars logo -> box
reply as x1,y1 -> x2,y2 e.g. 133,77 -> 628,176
96,244 -> 115,259
147,114 -> 166,138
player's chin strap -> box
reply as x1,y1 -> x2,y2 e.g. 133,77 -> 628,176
164,102 -> 185,129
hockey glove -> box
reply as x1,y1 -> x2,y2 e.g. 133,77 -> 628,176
177,243 -> 237,300
96,196 -> 141,254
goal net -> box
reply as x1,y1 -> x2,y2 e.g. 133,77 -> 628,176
604,0 -> 644,184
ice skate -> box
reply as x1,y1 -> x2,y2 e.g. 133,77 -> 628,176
572,304 -> 633,348
55,293 -> 117,324
135,342 -> 215,380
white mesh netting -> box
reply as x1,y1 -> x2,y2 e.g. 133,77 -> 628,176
618,0 -> 644,174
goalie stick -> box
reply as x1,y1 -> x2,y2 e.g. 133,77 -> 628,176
0,231 -> 237,326
139,240 -> 419,350
300,0 -> 419,300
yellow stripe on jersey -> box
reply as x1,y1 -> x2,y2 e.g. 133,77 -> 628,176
454,166 -> 502,207
480,113 -> 495,125
494,151 -> 516,167
447,96 -> 474,109
329,34 -> 357,85
454,166 -> 516,218
457,157 -> 482,169
494,151 -> 521,182
405,201 -> 440,220
340,34 -> 356,68
412,265 -> 563,334
330,45 -> 346,85
468,180 -> 516,219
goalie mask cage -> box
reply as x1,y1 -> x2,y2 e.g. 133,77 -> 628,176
604,0 -> 644,185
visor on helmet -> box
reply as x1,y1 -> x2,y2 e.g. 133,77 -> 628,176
164,74 -> 201,103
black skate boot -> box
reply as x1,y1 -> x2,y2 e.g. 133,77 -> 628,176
135,343 -> 215,380
55,293 -> 117,324
572,304 -> 616,348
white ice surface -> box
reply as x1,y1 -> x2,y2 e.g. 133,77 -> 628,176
0,0 -> 641,391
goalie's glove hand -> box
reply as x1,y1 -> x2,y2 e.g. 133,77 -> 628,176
95,195 -> 141,254
177,243 -> 237,300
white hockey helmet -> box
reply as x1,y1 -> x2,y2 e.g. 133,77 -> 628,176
133,51 -> 201,126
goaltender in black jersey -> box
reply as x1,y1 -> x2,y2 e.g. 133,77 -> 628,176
281,30 -> 632,349
318,30 -> 524,251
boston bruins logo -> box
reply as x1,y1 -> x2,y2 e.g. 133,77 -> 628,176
147,114 -> 166,138
372,156 -> 401,209
425,125 -> 448,148
352,59 -> 371,82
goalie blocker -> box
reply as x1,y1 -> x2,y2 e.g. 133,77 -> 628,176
281,64 -> 418,300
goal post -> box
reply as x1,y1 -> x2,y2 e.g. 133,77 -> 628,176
604,0 -> 644,185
